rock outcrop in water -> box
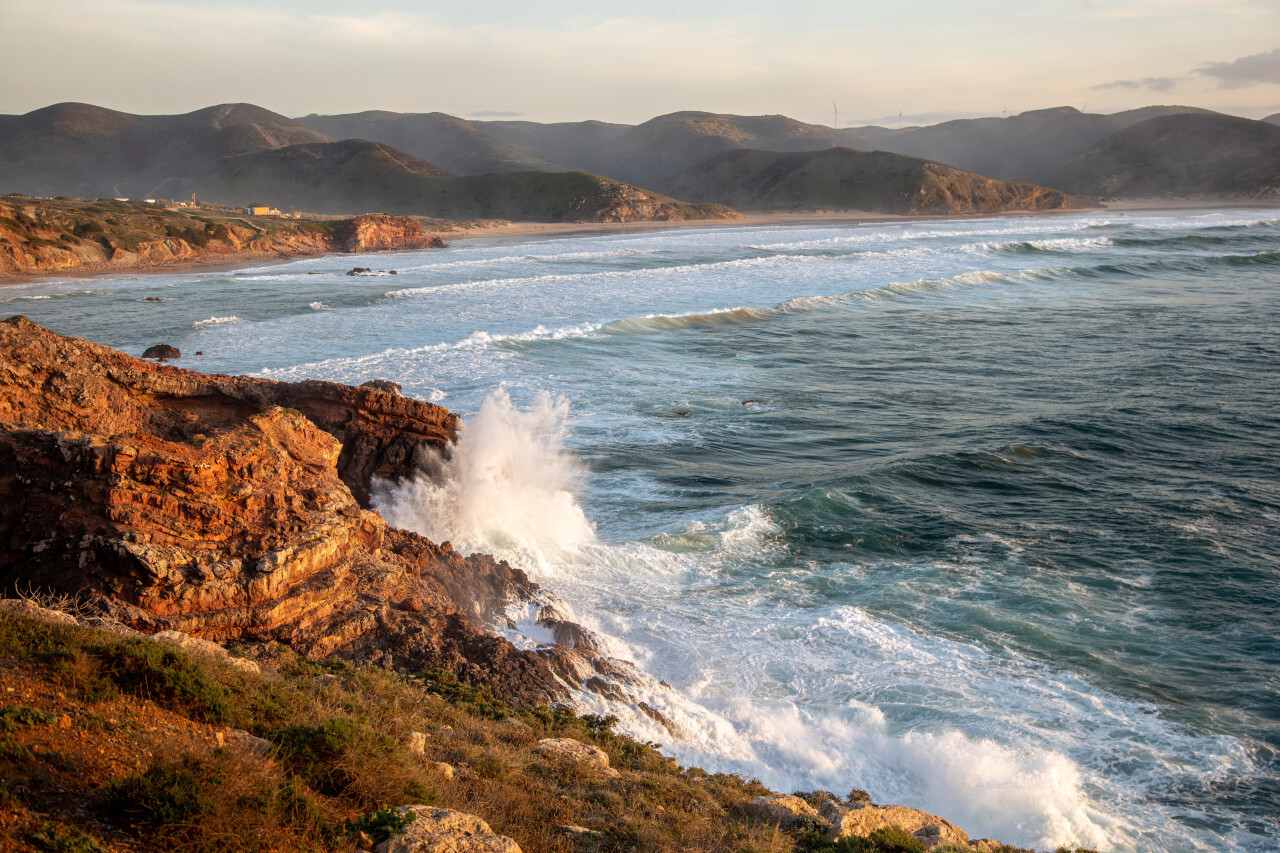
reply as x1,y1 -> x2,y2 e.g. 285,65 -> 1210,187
0,316 -> 625,704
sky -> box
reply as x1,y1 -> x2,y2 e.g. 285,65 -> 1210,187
2,0 -> 1278,126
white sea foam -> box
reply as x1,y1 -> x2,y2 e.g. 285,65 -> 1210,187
371,386 -> 1266,852
257,322 -> 601,380
309,301 -> 329,310
191,315 -> 243,328
374,388 -> 596,572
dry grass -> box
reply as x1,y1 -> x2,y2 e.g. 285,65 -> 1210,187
0,612 -> 796,853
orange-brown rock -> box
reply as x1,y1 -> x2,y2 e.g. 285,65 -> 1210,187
338,214 -> 445,253
568,183 -> 741,224
0,316 -> 561,703
0,196 -> 445,277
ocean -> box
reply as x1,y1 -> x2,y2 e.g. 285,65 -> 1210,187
5,208 -> 1278,852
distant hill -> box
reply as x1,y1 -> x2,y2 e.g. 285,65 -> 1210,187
196,139 -> 738,222
664,147 -> 1077,214
295,111 -> 566,175
1262,113 -> 1280,127
0,102 -> 332,199
302,110 -> 877,192
5,101 -> 1276,214
475,119 -> 631,167
1048,113 -> 1280,199
855,105 -> 1216,187
551,111 -> 875,190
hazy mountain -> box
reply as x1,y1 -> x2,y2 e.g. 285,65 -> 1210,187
474,119 -> 631,166
295,111 -> 565,175
304,110 -> 877,192
664,147 -> 1077,214
1262,113 -> 1280,127
855,105 -> 1217,187
0,102 -> 332,199
194,139 -> 737,222
555,111 -> 875,190
1048,113 -> 1280,199
196,139 -> 453,210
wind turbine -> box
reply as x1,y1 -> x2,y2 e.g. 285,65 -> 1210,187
833,100 -> 840,131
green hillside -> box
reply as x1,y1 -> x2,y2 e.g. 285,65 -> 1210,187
197,140 -> 738,222
664,147 -> 1077,214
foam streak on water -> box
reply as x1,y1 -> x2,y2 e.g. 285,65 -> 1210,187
14,209 -> 1280,852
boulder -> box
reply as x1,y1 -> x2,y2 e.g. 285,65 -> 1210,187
362,379 -> 403,396
535,738 -> 614,775
750,793 -> 821,827
142,343 -> 180,360
374,806 -> 521,853
825,802 -> 969,849
405,731 -> 428,757
219,728 -> 271,756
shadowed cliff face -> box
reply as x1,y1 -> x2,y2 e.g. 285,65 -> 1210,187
0,316 -> 619,705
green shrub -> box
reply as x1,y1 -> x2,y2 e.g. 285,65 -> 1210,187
869,826 -> 926,853
348,804 -> 417,844
72,220 -> 106,237
415,668 -> 512,720
0,706 -> 57,730
272,716 -> 395,796
104,756 -> 215,824
26,821 -> 109,853
95,638 -> 232,723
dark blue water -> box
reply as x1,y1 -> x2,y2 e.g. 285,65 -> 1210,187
8,209 -> 1279,851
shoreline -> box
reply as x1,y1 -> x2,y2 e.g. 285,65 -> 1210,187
3,199 -> 1274,287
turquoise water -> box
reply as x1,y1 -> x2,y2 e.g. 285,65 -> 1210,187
7,209 -> 1279,851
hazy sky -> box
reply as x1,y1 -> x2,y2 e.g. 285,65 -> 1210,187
3,0 -> 1277,125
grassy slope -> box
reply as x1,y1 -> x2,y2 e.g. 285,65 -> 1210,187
664,149 -> 1076,214
295,112 -> 566,175
197,142 -> 734,221
0,195 -> 340,257
0,606 -> 1103,853
0,103 -> 333,200
1048,113 -> 1280,198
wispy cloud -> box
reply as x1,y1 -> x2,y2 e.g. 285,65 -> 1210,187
1195,48 -> 1280,88
1092,76 -> 1180,92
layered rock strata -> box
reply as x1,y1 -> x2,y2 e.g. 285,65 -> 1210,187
0,316 -> 623,705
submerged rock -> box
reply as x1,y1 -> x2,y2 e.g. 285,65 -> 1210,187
142,343 -> 180,360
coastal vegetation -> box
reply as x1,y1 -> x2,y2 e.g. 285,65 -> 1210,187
0,606 -> 1095,853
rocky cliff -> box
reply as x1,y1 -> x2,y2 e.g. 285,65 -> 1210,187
0,316 -> 624,705
0,197 -> 445,277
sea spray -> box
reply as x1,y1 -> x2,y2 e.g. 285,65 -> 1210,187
374,387 -> 596,570
374,389 -> 1118,850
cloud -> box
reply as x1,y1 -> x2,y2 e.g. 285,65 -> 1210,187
1195,47 -> 1280,88
1091,76 -> 1180,92
467,111 -> 523,118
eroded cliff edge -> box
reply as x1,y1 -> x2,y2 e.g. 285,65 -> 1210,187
0,196 -> 446,277
0,316 -> 616,706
